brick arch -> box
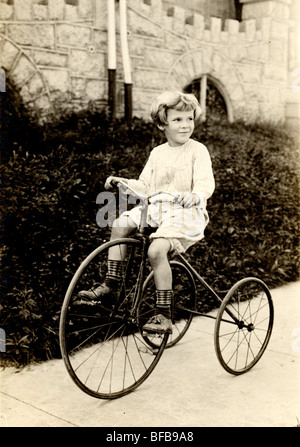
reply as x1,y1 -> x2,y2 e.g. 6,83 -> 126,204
164,48 -> 246,122
0,33 -> 54,123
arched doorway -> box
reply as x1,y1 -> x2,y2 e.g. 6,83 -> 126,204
186,75 -> 229,122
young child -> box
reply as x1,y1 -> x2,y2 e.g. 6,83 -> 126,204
79,91 -> 215,334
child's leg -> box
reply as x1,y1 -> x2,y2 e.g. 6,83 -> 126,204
144,238 -> 173,333
106,215 -> 136,281
78,215 -> 136,300
147,238 -> 172,290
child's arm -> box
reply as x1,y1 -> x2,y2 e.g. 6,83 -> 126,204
126,152 -> 153,195
191,144 -> 215,207
104,176 -> 128,190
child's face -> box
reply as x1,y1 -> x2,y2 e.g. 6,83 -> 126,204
159,109 -> 195,147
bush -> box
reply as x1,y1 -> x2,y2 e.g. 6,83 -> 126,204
0,110 -> 299,366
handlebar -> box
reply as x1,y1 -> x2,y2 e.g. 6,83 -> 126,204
114,179 -> 180,204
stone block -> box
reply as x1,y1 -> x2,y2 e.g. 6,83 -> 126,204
237,63 -> 261,84
78,0 -> 93,20
210,17 -> 221,42
93,30 -> 107,51
225,19 -> 239,34
33,5 -> 48,21
71,76 -> 86,99
0,3 -> 13,20
86,79 -> 106,100
65,4 -> 79,21
182,54 -> 197,80
48,0 -> 65,20
259,102 -> 285,123
244,19 -> 256,41
164,32 -> 186,52
134,68 -> 168,89
211,52 -> 223,74
269,40 -> 287,64
172,6 -> 185,34
128,9 -> 163,39
69,49 -> 106,77
33,50 -> 68,67
264,63 -> 287,81
229,84 -> 244,102
263,85 -> 284,104
0,40 -> 19,71
42,68 -> 69,92
7,24 -> 55,49
270,20 -> 289,40
142,48 -> 177,69
286,102 -> 300,118
260,17 -> 271,41
10,54 -> 37,87
56,24 -> 91,47
247,42 -> 269,62
149,0 -> 164,25
225,43 -> 245,61
191,50 -> 202,75
19,72 -> 45,103
14,0 -> 32,21
93,0 -> 107,28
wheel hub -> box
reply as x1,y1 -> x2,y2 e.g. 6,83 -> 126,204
238,321 -> 255,332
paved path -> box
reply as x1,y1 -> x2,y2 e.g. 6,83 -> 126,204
1,281 -> 299,428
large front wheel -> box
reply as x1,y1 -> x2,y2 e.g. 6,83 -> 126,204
214,277 -> 274,375
59,239 -> 169,399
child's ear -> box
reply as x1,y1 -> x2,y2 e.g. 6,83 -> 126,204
157,124 -> 165,131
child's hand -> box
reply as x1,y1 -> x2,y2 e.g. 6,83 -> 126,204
104,176 -> 128,190
178,192 -> 200,208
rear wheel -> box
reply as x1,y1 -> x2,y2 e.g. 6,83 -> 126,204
59,239 -> 169,399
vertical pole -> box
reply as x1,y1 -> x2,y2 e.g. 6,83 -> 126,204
200,75 -> 207,122
234,0 -> 243,21
119,0 -> 133,123
107,0 -> 116,119
124,83 -> 132,123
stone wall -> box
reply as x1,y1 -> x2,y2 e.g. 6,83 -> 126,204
0,0 -> 299,130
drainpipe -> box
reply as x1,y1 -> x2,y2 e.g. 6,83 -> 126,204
119,0 -> 133,122
200,75 -> 207,122
234,0 -> 243,22
107,0 -> 117,118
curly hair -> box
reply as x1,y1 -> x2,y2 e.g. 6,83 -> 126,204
150,90 -> 202,127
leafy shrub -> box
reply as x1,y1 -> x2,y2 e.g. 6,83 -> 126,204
0,110 -> 299,366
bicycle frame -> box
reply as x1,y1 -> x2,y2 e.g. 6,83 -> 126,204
115,180 -> 239,325
176,253 -> 239,325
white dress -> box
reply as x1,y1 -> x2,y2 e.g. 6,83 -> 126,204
123,138 -> 215,253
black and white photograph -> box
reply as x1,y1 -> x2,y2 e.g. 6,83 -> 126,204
0,0 -> 299,431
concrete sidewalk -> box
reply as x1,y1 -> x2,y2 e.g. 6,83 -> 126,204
1,281 -> 299,428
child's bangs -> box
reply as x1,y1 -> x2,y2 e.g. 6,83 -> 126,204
173,101 -> 194,113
